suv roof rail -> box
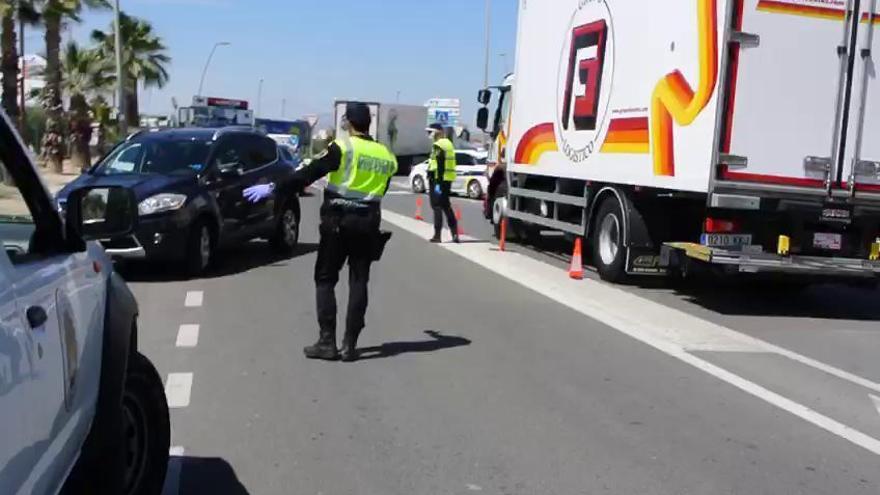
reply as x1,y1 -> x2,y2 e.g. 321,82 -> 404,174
212,125 -> 264,141
125,129 -> 147,142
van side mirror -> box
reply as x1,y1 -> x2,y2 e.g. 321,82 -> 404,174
476,107 -> 490,131
478,89 -> 492,106
66,186 -> 138,241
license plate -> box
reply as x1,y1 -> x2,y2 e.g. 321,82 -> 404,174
701,234 -> 753,247
813,232 -> 842,250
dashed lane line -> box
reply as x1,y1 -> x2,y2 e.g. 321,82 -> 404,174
381,208 -> 880,457
176,324 -> 200,348
184,290 -> 203,308
165,373 -> 194,409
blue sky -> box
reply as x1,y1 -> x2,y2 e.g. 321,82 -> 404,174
29,0 -> 518,127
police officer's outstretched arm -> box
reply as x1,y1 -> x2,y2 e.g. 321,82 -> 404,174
243,144 -> 342,202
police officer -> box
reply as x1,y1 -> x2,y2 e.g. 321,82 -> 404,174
426,123 -> 460,243
243,103 -> 398,362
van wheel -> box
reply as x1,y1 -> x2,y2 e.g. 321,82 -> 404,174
467,180 -> 484,199
121,352 -> 170,495
185,220 -> 214,276
271,203 -> 300,254
592,198 -> 627,283
412,175 -> 426,193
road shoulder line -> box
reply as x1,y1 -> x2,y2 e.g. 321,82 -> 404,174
381,208 -> 880,456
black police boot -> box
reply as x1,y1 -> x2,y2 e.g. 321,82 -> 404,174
303,330 -> 339,361
429,235 -> 442,243
340,331 -> 360,362
452,233 -> 461,244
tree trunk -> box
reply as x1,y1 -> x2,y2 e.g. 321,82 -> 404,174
69,94 -> 92,173
1,8 -> 18,123
125,85 -> 139,128
40,10 -> 65,173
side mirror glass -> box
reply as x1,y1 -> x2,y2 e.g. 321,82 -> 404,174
67,186 -> 137,241
476,107 -> 490,131
478,89 -> 492,105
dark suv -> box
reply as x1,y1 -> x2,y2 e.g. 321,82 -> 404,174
58,127 -> 301,275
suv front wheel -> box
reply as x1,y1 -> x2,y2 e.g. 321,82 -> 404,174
270,202 -> 300,254
185,220 -> 215,276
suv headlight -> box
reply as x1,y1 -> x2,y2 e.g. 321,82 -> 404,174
138,193 -> 187,216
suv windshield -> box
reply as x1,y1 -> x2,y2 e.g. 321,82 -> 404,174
95,138 -> 213,176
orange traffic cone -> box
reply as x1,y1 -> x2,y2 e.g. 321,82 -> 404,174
569,237 -> 585,280
455,206 -> 465,236
499,218 -> 507,252
414,197 -> 425,221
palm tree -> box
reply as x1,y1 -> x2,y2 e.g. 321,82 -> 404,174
36,0 -> 108,173
1,1 -> 39,126
62,41 -> 111,171
92,13 -> 169,128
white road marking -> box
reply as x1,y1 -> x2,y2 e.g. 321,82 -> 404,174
165,373 -> 193,409
184,290 -> 203,308
871,395 -> 880,417
176,324 -> 200,348
381,209 -> 880,456
162,447 -> 185,495
466,484 -> 483,491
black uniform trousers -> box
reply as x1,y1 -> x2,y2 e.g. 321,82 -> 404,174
429,177 -> 458,238
314,204 -> 381,344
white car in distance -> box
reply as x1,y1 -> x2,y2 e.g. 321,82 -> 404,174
409,149 -> 489,199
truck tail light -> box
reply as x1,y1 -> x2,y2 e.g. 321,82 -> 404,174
704,217 -> 742,233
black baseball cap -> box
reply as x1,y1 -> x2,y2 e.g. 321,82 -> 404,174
426,123 -> 444,132
345,102 -> 372,132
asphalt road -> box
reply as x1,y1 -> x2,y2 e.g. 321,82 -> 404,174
126,178 -> 880,495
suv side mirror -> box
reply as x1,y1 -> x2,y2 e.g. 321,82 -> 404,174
66,186 -> 138,241
476,107 -> 490,131
478,89 -> 492,105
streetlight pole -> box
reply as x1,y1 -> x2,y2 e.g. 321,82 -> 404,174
197,41 -> 230,97
483,0 -> 491,89
114,0 -> 126,134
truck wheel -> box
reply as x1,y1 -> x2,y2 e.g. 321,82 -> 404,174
185,220 -> 214,277
492,183 -> 511,240
592,198 -> 628,283
121,351 -> 170,495
270,202 -> 300,254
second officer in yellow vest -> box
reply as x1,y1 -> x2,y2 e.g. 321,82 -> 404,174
243,102 -> 397,362
426,123 -> 459,243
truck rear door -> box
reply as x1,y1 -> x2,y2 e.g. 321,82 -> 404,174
720,0 -> 857,191
843,0 -> 880,194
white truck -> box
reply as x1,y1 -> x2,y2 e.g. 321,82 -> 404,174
334,100 -> 432,173
477,0 -> 880,283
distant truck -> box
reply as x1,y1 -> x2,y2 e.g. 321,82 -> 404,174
334,100 -> 432,174
478,0 -> 880,284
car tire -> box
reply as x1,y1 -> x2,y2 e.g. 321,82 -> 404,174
591,198 -> 628,283
121,351 -> 170,495
467,180 -> 483,200
270,202 -> 300,254
185,220 -> 214,277
412,175 -> 426,194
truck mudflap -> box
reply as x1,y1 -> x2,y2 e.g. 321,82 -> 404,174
661,242 -> 880,276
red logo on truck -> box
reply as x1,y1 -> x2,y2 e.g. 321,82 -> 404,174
561,20 -> 608,132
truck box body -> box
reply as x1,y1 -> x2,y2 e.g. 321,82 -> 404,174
496,0 -> 880,280
334,101 -> 432,171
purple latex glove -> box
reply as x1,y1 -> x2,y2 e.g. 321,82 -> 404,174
243,183 -> 275,203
